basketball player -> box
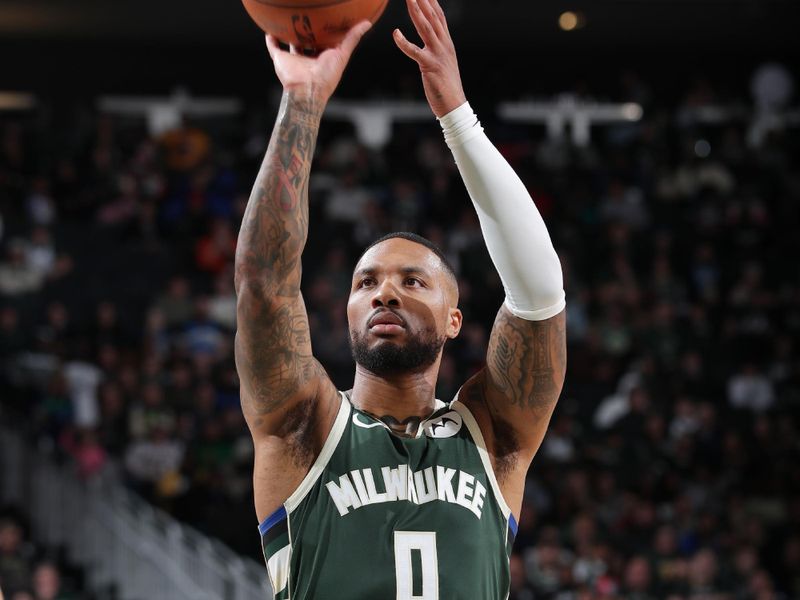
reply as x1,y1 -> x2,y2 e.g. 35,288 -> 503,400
235,0 -> 566,597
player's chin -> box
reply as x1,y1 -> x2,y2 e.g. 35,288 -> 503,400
368,334 -> 407,348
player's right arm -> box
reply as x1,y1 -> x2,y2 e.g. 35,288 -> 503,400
234,90 -> 328,431
234,24 -> 370,518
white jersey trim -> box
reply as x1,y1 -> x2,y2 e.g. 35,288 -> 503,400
450,395 -> 513,521
286,508 -> 294,600
267,545 -> 291,596
284,392 -> 350,514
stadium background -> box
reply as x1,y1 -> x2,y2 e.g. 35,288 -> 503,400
1,0 -> 799,598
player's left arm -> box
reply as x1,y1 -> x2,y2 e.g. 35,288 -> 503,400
395,0 -> 567,453
452,99 -> 567,466
439,98 -> 567,456
396,1 -> 566,517
452,122 -> 567,514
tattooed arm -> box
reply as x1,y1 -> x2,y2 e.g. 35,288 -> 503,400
236,26 -> 371,520
483,308 -> 566,454
234,93 -> 328,434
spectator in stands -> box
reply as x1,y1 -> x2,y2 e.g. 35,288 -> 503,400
62,428 -> 108,480
683,548 -> 724,597
34,303 -> 72,357
62,354 -> 103,430
25,178 -> 56,228
0,519 -> 31,597
778,535 -> 800,598
0,241 -> 43,297
650,524 -> 687,596
30,562 -> 70,600
154,277 -> 194,328
623,555 -> 655,600
0,307 -> 25,358
181,297 -> 226,365
96,382 -> 128,456
91,301 -> 127,352
323,169 -> 374,229
524,527 -> 574,595
124,423 -> 185,501
728,364 -> 775,412
207,270 -> 236,331
22,228 -> 55,281
128,382 -> 174,440
194,219 -> 236,275
508,554 -> 533,600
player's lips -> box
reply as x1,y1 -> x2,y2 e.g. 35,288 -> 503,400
368,310 -> 405,335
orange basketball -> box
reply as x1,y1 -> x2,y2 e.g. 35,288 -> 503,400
241,0 -> 388,50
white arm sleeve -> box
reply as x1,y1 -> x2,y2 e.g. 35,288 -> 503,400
439,102 -> 566,321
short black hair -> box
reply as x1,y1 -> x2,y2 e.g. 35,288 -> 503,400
358,231 -> 458,286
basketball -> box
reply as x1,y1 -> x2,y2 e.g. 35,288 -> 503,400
241,0 -> 388,50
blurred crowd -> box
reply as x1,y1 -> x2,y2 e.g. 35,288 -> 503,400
0,513 -> 85,600
1,67 -> 799,600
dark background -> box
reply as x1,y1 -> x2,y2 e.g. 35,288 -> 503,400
2,0 -> 799,100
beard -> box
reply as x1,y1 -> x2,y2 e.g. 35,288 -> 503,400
350,327 -> 445,376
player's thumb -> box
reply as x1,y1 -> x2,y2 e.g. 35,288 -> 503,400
393,29 -> 421,64
339,20 -> 372,57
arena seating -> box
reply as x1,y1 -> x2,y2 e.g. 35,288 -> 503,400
1,70 -> 798,599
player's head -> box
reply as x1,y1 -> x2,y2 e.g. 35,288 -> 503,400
347,232 -> 462,377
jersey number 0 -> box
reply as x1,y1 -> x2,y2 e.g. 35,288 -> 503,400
393,531 -> 439,599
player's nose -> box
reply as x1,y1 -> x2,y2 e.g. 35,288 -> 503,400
370,279 -> 401,308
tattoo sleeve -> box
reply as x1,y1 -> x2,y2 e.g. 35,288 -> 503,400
234,92 -> 325,421
485,306 -> 567,415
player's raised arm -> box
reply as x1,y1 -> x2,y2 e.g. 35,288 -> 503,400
234,24 -> 370,438
395,0 -> 566,472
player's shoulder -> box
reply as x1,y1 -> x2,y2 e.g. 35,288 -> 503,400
455,371 -> 490,415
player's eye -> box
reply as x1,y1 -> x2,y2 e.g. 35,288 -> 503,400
405,277 -> 422,287
358,277 -> 375,288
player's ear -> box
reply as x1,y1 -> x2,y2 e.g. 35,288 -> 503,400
446,308 -> 462,339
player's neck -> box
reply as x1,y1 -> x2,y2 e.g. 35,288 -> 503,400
350,364 -> 440,428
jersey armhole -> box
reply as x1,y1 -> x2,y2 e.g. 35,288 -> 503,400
450,396 -> 513,522
283,391 -> 351,513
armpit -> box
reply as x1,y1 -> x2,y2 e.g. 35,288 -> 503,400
461,376 -> 521,485
274,396 -> 319,469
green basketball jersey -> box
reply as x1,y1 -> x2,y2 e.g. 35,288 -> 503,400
259,392 -> 518,599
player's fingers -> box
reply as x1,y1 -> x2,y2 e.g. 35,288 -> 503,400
428,0 -> 450,34
265,34 -> 281,59
393,28 -> 423,64
406,0 -> 439,46
338,20 -> 372,58
416,0 -> 445,39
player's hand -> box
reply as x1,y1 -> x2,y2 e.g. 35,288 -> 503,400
266,21 -> 372,105
393,0 -> 467,118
